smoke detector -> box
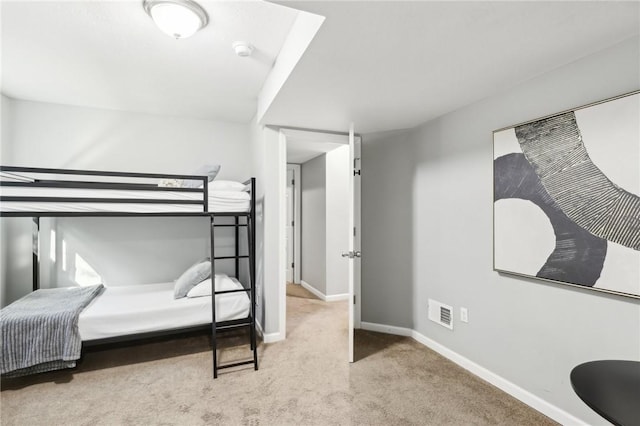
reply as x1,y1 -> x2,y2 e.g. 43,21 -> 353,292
233,41 -> 254,58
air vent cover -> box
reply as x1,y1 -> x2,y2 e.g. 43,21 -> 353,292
428,299 -> 453,330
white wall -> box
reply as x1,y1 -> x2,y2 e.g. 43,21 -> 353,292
301,154 -> 326,294
1,99 -> 252,305
300,147 -> 350,298
361,37 -> 640,424
5,99 -> 250,179
249,121 -> 285,341
325,145 -> 349,296
0,95 -> 13,306
257,11 -> 325,123
249,118 -> 267,330
361,129 -> 414,327
1,95 -> 13,163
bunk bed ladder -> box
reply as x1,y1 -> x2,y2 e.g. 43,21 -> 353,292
210,215 -> 219,378
211,178 -> 258,378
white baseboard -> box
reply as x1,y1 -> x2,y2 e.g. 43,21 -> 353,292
326,293 -> 350,302
361,321 -> 412,336
263,332 -> 284,343
256,320 -> 284,343
360,321 -> 586,426
300,280 -> 349,302
300,280 -> 325,300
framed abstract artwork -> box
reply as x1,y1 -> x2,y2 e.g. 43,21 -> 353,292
493,91 -> 639,299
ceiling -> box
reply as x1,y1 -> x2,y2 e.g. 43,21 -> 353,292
264,1 -> 640,134
287,138 -> 344,164
1,1 -> 639,138
1,0 -> 298,122
282,129 -> 350,164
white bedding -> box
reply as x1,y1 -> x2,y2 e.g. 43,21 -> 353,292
207,191 -> 252,212
0,187 -> 250,213
78,277 -> 250,341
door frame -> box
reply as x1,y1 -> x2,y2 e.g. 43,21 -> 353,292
286,164 -> 301,284
278,127 -> 362,340
353,136 -> 361,330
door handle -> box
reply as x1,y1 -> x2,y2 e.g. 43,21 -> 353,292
341,251 -> 361,259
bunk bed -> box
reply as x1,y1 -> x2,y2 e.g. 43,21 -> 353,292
0,165 -> 258,379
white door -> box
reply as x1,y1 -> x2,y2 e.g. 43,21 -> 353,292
286,168 -> 294,283
345,123 -> 361,363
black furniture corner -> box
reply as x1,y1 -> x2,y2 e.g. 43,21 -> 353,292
570,360 -> 640,426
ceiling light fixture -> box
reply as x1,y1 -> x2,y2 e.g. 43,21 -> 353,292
143,0 -> 209,39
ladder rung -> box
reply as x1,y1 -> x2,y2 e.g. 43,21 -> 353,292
212,212 -> 249,217
217,359 -> 256,370
215,288 -> 250,295
216,318 -> 252,330
213,255 -> 249,260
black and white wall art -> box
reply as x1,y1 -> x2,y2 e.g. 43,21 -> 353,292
493,91 -> 639,298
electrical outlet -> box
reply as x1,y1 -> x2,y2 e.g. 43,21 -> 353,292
460,307 -> 468,323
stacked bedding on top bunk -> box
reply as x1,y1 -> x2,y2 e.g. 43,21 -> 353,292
206,180 -> 251,212
156,166 -> 251,212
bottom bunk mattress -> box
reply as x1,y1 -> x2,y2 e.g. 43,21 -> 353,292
79,278 -> 250,341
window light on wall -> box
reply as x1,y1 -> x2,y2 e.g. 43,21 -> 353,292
143,0 -> 209,39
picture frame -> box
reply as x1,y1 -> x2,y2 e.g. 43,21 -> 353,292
493,91 -> 639,299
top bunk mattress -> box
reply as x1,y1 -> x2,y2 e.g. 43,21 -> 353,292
0,186 -> 251,214
78,278 -> 250,341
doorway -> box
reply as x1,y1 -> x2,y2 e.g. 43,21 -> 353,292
279,127 -> 361,363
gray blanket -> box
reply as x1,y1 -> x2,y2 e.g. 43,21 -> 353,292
1,285 -> 104,377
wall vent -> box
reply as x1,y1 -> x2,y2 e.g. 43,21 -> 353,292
428,299 -> 453,330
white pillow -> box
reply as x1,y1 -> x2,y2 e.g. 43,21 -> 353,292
207,180 -> 249,192
186,274 -> 240,298
174,260 -> 211,299
186,278 -> 213,298
183,164 -> 221,188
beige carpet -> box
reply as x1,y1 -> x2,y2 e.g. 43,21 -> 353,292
1,293 -> 557,425
286,282 -> 319,300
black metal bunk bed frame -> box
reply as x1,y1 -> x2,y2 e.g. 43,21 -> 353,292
0,165 -> 258,378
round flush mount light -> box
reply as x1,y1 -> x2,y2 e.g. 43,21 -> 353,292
143,0 -> 209,39
233,41 -> 254,58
